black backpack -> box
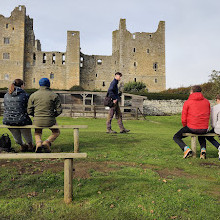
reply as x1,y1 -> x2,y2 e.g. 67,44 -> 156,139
0,133 -> 13,152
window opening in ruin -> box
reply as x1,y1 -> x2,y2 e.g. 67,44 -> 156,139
43,53 -> 46,63
72,33 -> 75,36
6,24 -> 8,29
52,54 -> 56,64
62,54 -> 65,64
153,62 -> 158,71
4,38 -> 10,44
102,81 -> 105,87
96,74 -> 98,77
33,78 -> 35,83
149,34 -> 152,38
80,57 -> 83,62
4,74 -> 9,80
147,49 -> 150,53
97,59 -> 102,65
19,6 -> 22,11
50,73 -> 54,79
134,78 -> 136,82
133,48 -> 136,52
155,78 -> 158,83
132,34 -> 136,39
12,27 -> 14,30
134,62 -> 137,67
80,63 -> 83,67
3,53 -> 10,59
33,53 -> 36,60
115,61 -> 116,64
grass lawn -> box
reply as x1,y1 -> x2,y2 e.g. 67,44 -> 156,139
0,115 -> 219,220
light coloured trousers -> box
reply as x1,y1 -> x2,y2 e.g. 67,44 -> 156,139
9,128 -> 33,146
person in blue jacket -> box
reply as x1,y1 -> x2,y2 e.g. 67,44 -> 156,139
106,72 -> 130,133
3,79 -> 34,152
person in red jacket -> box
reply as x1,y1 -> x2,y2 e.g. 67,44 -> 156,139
173,85 -> 210,159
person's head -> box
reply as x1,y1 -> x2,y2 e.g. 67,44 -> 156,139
190,85 -> 202,94
115,72 -> 122,81
39,78 -> 50,87
216,94 -> 220,104
8,79 -> 24,94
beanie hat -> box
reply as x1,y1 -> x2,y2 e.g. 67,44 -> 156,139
39,78 -> 50,87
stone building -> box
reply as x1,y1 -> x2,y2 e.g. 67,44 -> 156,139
0,5 -> 166,92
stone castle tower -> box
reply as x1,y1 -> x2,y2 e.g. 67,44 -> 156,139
0,6 -> 165,92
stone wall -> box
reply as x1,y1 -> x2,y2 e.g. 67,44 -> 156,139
143,99 -> 216,115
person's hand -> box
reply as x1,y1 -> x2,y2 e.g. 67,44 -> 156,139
113,99 -> 117,104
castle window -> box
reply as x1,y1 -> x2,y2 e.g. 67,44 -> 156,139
52,54 -> 55,64
153,62 -> 158,71
134,78 -> 136,82
19,6 -> 22,11
50,73 -> 54,79
115,61 -> 116,64
62,54 -> 65,64
72,33 -> 75,36
149,34 -> 152,39
134,62 -> 137,67
33,78 -> 35,83
43,53 -> 46,63
12,27 -> 14,30
102,81 -> 105,87
96,74 -> 98,77
4,74 -> 9,80
4,38 -> 10,44
132,34 -> 136,39
97,59 -> 102,65
6,24 -> 8,29
155,78 -> 158,83
133,48 -> 136,52
80,63 -> 83,67
33,53 -> 36,61
147,49 -> 150,53
3,53 -> 10,59
80,57 -> 83,62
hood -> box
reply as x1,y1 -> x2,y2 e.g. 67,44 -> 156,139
11,87 -> 24,97
188,92 -> 205,100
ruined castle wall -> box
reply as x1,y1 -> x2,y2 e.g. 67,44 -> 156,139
0,6 -> 26,88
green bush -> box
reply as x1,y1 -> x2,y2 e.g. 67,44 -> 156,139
124,81 -> 147,92
69,85 -> 84,91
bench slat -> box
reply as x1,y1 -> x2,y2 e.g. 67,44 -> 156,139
183,133 -> 220,137
0,125 -> 88,129
0,153 -> 87,159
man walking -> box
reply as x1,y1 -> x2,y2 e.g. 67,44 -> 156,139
173,85 -> 210,159
106,72 -> 130,134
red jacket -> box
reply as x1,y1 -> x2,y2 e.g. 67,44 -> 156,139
181,92 -> 210,129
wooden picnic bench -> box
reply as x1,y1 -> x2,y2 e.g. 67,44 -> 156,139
0,153 -> 87,204
183,133 -> 219,158
0,125 -> 88,153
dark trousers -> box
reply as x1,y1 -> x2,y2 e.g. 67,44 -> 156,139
106,102 -> 124,131
205,128 -> 220,149
173,126 -> 208,151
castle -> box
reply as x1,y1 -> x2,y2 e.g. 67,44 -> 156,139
0,6 -> 166,92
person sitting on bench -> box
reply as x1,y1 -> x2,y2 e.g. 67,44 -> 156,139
173,85 -> 210,159
27,78 -> 62,153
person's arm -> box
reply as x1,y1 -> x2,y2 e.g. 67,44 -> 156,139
27,95 -> 34,116
211,106 -> 217,128
108,81 -> 117,101
181,101 -> 188,127
54,95 -> 62,117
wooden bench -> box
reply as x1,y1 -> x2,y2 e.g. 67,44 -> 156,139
0,125 -> 88,153
183,133 -> 219,158
0,153 -> 87,204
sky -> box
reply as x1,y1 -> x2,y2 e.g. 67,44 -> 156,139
1,0 -> 220,89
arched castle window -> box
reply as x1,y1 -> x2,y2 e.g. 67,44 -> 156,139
134,78 -> 136,82
43,53 -> 46,63
153,62 -> 158,71
52,54 -> 55,64
62,54 -> 65,65
50,73 -> 54,79
102,81 -> 105,87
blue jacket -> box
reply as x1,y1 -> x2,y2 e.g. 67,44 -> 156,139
108,78 -> 119,100
3,87 -> 32,126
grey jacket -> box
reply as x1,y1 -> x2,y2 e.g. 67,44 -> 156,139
210,103 -> 220,134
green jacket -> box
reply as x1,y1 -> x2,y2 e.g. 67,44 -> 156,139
27,87 -> 62,127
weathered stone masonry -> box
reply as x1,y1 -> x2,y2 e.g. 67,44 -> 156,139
0,6 -> 166,92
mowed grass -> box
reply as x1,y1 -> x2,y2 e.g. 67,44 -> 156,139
0,115 -> 219,220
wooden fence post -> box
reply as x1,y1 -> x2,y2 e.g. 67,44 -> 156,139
74,128 -> 79,153
64,158 -> 73,204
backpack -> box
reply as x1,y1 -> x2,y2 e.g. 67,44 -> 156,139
0,133 -> 13,152
104,93 -> 114,108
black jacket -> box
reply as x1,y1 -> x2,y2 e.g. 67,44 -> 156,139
108,78 -> 119,100
3,87 -> 32,126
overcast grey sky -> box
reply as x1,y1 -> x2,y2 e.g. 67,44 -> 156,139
1,0 -> 220,89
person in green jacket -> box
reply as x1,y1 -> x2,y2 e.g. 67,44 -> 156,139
28,78 -> 62,153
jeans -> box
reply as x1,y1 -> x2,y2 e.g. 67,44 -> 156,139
9,128 -> 33,146
173,126 -> 208,151
205,128 -> 220,149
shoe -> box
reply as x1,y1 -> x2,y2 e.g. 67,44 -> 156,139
27,143 -> 34,152
200,148 -> 206,159
42,140 -> 51,153
106,129 -> 117,134
20,144 -> 28,152
183,147 -> 192,158
120,129 -> 130,133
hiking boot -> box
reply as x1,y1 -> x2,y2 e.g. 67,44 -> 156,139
120,129 -> 130,133
106,129 -> 117,134
20,144 -> 28,152
200,148 -> 206,159
183,147 -> 192,158
42,140 -> 51,153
